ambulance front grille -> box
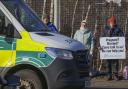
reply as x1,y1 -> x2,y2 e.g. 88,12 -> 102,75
73,50 -> 90,78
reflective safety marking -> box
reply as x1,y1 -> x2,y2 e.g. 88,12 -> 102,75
0,51 -> 16,67
0,39 -> 16,50
38,53 -> 46,59
0,36 -> 5,38
22,58 -> 29,61
16,56 -> 45,66
12,42 -> 16,50
16,60 -> 42,67
0,47 -> 4,49
0,40 -> 5,42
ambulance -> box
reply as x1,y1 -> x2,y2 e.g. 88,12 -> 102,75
0,0 -> 90,89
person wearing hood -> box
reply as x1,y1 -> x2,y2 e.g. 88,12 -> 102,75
74,20 -> 94,56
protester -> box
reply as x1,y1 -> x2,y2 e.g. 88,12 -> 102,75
42,14 -> 58,32
74,20 -> 93,87
74,20 -> 94,60
101,16 -> 124,80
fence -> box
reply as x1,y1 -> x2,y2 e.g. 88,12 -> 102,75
25,0 -> 128,71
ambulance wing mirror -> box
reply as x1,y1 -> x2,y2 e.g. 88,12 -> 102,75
6,24 -> 14,38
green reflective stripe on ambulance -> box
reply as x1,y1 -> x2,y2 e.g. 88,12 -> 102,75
16,51 -> 54,67
0,36 -> 16,50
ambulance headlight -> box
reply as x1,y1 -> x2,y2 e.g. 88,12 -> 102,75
45,47 -> 73,60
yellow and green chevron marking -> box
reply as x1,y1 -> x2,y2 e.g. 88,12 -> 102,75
0,31 -> 54,68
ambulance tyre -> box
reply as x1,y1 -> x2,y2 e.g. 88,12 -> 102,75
15,69 -> 43,89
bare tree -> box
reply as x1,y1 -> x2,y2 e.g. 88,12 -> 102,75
85,5 -> 91,22
81,0 -> 85,20
50,0 -> 54,22
71,0 -> 79,38
42,0 -> 47,15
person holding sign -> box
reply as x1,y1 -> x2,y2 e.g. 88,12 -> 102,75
101,16 -> 124,80
74,20 -> 94,62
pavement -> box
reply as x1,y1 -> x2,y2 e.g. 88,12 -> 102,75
90,78 -> 128,88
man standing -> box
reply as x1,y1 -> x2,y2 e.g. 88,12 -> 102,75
74,20 -> 94,58
102,16 -> 124,80
42,14 -> 58,32
74,20 -> 93,87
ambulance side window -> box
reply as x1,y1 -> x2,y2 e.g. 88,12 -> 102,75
0,9 -> 21,39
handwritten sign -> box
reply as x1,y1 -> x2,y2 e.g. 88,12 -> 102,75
100,37 -> 126,59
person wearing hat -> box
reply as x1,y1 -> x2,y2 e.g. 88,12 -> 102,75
42,14 -> 58,32
101,16 -> 124,80
74,20 -> 94,59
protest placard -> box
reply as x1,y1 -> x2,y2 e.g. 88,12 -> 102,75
100,37 -> 126,59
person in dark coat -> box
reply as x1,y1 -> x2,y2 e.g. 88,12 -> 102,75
42,14 -> 58,32
101,16 -> 124,80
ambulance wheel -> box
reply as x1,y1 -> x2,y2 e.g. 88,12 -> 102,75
15,69 -> 43,89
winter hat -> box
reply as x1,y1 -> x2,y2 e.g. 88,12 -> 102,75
81,20 -> 87,23
42,13 -> 50,20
